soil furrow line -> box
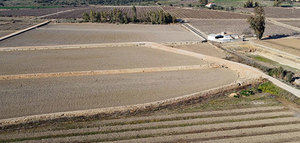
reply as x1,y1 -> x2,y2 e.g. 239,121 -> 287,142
92,106 -> 286,126
110,125 -> 300,143
3,116 -> 299,142
197,131 -> 300,143
0,111 -> 293,140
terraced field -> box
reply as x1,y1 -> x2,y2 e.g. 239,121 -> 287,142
0,23 -> 199,47
162,6 -> 249,19
1,104 -> 299,142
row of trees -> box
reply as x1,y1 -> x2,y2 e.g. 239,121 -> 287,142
82,7 -> 177,24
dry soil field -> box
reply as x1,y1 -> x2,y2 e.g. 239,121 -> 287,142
167,43 -> 228,59
0,7 -> 75,17
163,6 -> 249,19
0,5 -> 299,143
0,45 -> 238,119
0,23 -> 200,47
278,20 -> 300,28
1,97 -> 299,142
44,6 -> 162,19
237,7 -> 300,18
0,17 -> 42,37
189,19 -> 299,36
255,38 -> 300,56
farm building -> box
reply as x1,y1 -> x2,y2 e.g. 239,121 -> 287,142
208,32 -> 243,42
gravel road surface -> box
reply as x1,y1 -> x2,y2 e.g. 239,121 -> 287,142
0,46 -> 206,75
0,23 -> 200,47
0,68 -> 237,119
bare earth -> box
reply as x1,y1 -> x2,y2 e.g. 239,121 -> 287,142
0,46 -> 206,75
278,20 -> 300,28
189,19 -> 299,36
0,17 -> 41,37
0,68 -> 237,119
168,43 -> 227,59
256,38 -> 300,56
0,23 -> 200,47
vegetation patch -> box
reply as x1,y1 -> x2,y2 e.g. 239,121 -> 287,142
82,6 -> 177,24
258,81 -> 300,105
252,55 -> 277,64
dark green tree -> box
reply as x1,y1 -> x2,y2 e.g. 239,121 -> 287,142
247,6 -> 265,40
132,5 -> 138,23
95,12 -> 101,22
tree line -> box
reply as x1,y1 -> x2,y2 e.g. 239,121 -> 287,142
82,6 -> 177,24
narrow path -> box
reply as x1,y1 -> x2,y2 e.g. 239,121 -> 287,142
0,21 -> 50,42
182,23 -> 207,41
37,8 -> 81,19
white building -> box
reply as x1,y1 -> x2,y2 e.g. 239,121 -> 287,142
205,3 -> 216,8
207,32 -> 243,42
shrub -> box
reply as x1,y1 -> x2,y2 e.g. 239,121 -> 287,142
82,12 -> 89,22
274,0 -> 282,7
240,90 -> 255,96
268,67 -> 294,83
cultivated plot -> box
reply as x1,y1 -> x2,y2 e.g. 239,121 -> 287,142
0,46 -> 207,75
0,7 -> 75,17
0,17 -> 42,37
44,6 -> 162,19
167,43 -> 227,59
189,19 -> 299,36
163,6 -> 249,19
278,20 -> 300,28
0,44 -> 239,119
0,68 -> 237,119
255,38 -> 300,57
238,7 -> 300,18
0,23 -> 200,47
